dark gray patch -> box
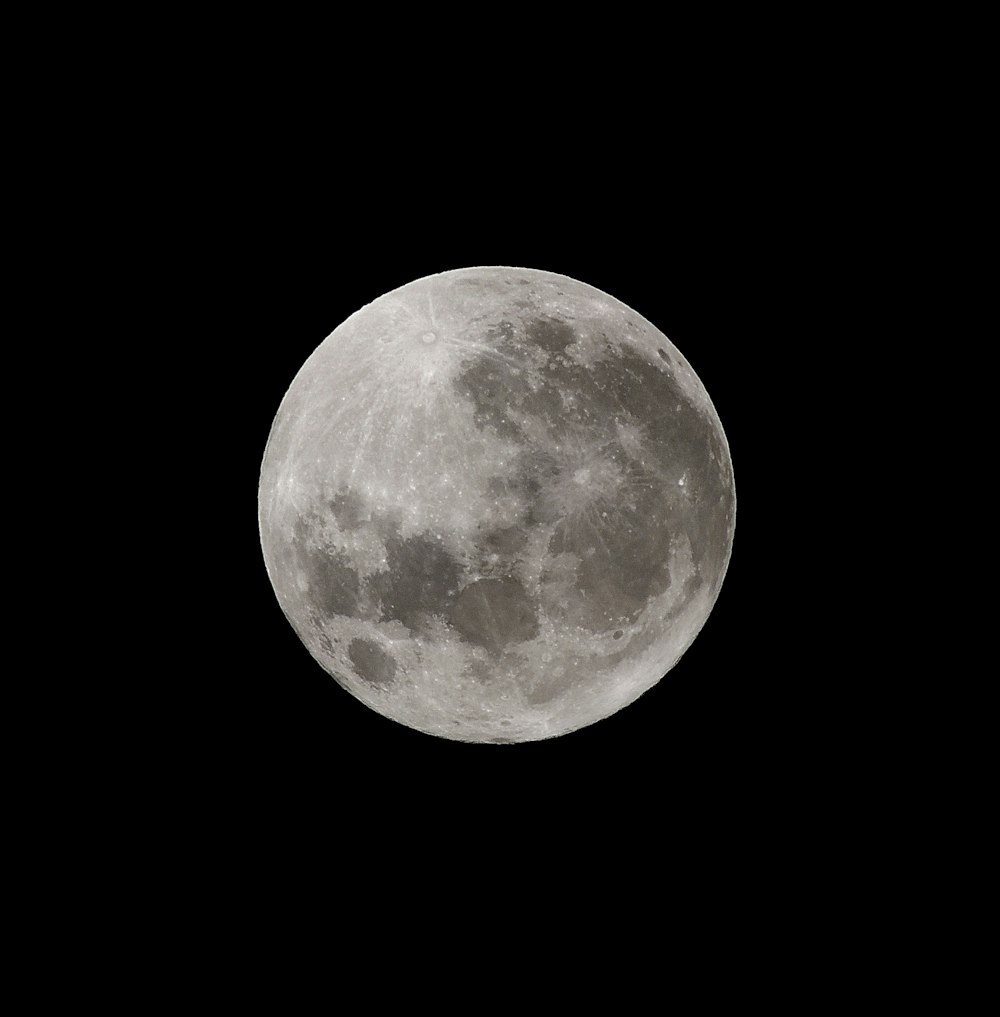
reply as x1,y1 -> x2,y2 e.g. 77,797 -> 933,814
329,488 -> 368,531
480,524 -> 528,556
518,351 -> 624,443
475,522 -> 530,579
546,464 -> 674,632
453,318 -> 579,441
307,550 -> 360,617
368,529 -> 462,633
452,357 -> 526,441
516,376 -> 567,432
590,347 -> 734,578
448,578 -> 539,655
482,473 -> 543,530
348,638 -> 397,688
593,347 -> 689,444
613,630 -> 623,639
455,334 -> 725,638
371,505 -> 405,539
292,517 -> 361,618
526,317 -> 576,355
450,328 -> 733,618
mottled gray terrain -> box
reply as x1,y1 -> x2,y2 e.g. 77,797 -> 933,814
258,267 -> 735,742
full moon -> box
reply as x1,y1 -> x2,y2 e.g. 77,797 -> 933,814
258,267 -> 735,742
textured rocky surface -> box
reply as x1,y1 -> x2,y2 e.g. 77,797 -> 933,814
258,267 -> 735,742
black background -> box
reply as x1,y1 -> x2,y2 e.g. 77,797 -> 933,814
85,32 -> 884,958
61,37 -> 873,954
195,154 -> 812,851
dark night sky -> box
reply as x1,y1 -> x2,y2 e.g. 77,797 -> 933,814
95,52 -> 859,919
192,155 -> 818,846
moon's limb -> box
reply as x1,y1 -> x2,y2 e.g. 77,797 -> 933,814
259,267 -> 735,742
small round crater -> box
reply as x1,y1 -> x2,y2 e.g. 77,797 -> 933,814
421,331 -> 437,344
613,630 -> 624,640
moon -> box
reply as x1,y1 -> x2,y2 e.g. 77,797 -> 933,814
258,267 -> 735,743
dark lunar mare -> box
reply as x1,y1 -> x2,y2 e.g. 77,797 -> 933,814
367,526 -> 461,633
348,638 -> 397,688
453,314 -> 733,636
291,515 -> 361,618
448,578 -> 539,654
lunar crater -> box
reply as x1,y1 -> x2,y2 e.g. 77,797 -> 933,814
348,637 -> 397,689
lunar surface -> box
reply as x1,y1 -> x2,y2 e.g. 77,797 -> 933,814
258,267 -> 735,742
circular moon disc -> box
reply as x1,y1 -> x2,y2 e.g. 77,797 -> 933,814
258,267 -> 736,743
